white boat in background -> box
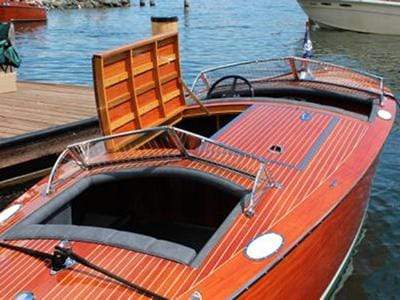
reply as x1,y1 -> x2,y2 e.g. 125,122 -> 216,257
296,0 -> 400,35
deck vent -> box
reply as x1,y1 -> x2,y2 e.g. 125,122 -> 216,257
245,232 -> 283,260
190,291 -> 202,300
269,144 -> 283,154
14,291 -> 35,300
300,112 -> 312,121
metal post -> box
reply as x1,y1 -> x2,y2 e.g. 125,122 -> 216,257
139,0 -> 145,6
184,0 -> 189,7
167,128 -> 190,158
149,0 -> 155,6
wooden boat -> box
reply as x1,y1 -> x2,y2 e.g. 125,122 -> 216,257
0,33 -> 396,299
296,0 -> 400,35
0,0 -> 47,23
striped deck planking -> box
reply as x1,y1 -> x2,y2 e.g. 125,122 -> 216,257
0,96 -> 393,299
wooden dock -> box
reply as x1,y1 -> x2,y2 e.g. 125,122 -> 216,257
0,81 -> 100,186
0,81 -> 96,138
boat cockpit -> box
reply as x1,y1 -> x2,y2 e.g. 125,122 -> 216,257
2,127 -> 274,267
192,57 -> 388,120
3,167 -> 248,266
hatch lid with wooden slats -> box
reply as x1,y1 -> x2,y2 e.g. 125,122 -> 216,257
92,32 -> 186,150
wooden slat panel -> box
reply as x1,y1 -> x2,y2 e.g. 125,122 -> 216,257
164,90 -> 181,103
133,71 -> 179,97
159,54 -> 176,65
134,63 -> 154,76
108,101 -> 134,123
152,41 -> 167,117
103,57 -> 128,79
135,81 -> 156,96
107,92 -> 131,109
92,32 -> 186,151
110,113 -> 135,132
93,56 -> 112,135
105,80 -> 130,103
104,72 -> 128,88
134,69 -> 156,89
127,49 -> 142,129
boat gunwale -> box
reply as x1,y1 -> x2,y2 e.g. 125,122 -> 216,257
231,159 -> 375,299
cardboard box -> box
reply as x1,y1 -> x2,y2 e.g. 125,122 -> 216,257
0,71 -> 17,93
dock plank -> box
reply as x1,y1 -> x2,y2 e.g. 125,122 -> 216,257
0,81 -> 96,139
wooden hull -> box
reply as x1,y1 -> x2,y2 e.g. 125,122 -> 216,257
0,3 -> 46,23
0,41 -> 396,298
239,159 -> 378,299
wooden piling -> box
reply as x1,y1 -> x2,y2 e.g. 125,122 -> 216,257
151,16 -> 178,35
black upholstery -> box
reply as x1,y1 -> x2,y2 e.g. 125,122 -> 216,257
2,167 -> 249,266
4,224 -> 197,264
208,85 -> 375,118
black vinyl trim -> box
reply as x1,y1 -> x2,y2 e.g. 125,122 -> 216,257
0,117 -> 99,150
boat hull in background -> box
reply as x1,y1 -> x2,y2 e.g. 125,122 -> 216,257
297,0 -> 400,35
239,160 -> 378,299
0,2 -> 47,23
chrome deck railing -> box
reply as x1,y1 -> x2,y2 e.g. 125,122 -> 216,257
191,56 -> 386,103
46,126 -> 279,217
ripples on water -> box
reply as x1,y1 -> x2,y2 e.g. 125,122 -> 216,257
9,0 -> 400,298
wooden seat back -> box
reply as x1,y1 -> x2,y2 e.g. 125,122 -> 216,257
92,32 -> 186,150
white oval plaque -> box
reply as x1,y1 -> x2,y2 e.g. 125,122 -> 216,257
245,232 -> 283,260
377,109 -> 392,120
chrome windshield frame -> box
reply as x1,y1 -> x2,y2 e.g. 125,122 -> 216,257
46,126 -> 278,217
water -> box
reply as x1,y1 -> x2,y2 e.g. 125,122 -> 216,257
7,0 -> 400,297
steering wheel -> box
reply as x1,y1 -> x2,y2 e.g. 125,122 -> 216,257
206,75 -> 254,99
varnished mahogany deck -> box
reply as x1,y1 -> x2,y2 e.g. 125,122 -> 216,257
0,97 -> 395,299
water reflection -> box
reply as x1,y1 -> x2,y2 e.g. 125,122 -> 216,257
13,22 -> 47,34
183,7 -> 190,28
312,29 -> 400,94
14,0 -> 307,84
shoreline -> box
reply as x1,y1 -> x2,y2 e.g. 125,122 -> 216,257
41,0 -> 130,9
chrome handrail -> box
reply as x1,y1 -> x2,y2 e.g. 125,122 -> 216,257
46,149 -> 69,195
46,126 -> 279,217
191,56 -> 386,103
